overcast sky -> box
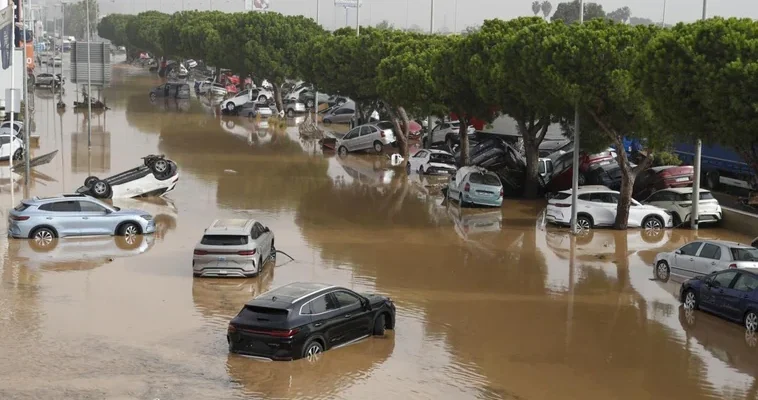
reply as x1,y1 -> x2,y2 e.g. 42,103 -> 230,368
79,0 -> 758,32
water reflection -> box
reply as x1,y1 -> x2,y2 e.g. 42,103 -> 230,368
70,122 -> 111,174
192,262 -> 274,324
111,197 -> 178,240
7,235 -> 155,272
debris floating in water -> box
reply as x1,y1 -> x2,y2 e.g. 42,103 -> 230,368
224,169 -> 237,174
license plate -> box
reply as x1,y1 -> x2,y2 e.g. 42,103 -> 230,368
217,256 -> 226,261
219,270 -> 228,275
676,177 -> 689,182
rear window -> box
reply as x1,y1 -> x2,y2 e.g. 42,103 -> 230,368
375,121 -> 393,130
552,192 -> 571,200
430,154 -> 455,164
14,202 -> 29,211
469,173 -> 501,186
201,235 -> 248,245
731,247 -> 758,262
238,306 -> 289,323
677,192 -> 715,201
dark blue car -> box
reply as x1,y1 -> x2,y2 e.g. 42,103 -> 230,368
680,268 -> 758,331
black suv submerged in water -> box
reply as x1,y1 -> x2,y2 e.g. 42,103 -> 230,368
227,282 -> 395,360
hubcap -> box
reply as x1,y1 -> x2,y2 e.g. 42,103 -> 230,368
154,160 -> 168,173
124,225 -> 138,237
656,263 -> 668,280
577,218 -> 590,231
747,313 -> 758,331
645,218 -> 662,229
306,344 -> 321,359
684,309 -> 696,325
684,292 -> 696,309
94,182 -> 107,195
34,230 -> 53,246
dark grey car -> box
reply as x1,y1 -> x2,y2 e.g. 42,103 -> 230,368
150,83 -> 191,100
322,105 -> 355,124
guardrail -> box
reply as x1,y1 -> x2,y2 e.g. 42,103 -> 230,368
721,207 -> 758,238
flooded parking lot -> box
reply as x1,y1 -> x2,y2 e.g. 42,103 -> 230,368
2,63 -> 758,399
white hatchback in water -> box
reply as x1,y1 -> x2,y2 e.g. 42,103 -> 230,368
75,155 -> 179,199
193,219 -> 275,278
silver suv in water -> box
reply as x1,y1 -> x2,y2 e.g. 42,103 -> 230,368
8,194 -> 156,244
193,219 -> 275,278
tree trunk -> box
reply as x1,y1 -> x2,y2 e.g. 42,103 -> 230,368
384,103 -> 409,160
612,135 -> 653,229
272,83 -> 283,115
458,119 -> 470,166
517,118 -> 549,199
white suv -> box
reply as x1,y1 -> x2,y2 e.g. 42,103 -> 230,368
221,88 -> 274,112
546,185 -> 673,230
193,219 -> 275,278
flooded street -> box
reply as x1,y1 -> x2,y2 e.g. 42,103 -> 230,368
3,62 -> 758,400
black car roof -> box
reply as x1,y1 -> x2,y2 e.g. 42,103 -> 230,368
246,282 -> 335,308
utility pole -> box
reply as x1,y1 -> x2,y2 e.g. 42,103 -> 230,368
315,0 -> 319,119
660,0 -> 667,27
85,0 -> 91,148
691,0 -> 707,230
22,0 -> 30,182
9,2 -> 17,206
425,0 -> 433,150
355,0 -> 360,36
570,0 -> 584,235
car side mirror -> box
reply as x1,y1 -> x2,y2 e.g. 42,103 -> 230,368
362,297 -> 372,311
675,249 -> 682,255
104,209 -> 112,214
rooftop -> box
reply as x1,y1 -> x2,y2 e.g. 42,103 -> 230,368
664,187 -> 710,194
250,282 -> 335,305
205,218 -> 256,234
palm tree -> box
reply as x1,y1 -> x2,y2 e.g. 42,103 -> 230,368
531,0 -> 541,16
541,1 -> 553,19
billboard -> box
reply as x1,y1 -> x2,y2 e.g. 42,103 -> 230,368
335,0 -> 359,7
252,0 -> 270,11
70,42 -> 112,85
25,42 -> 33,69
0,5 -> 12,69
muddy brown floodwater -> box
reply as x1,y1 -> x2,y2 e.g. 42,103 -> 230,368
1,61 -> 758,400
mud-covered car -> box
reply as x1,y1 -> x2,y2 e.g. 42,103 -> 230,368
76,155 -> 179,199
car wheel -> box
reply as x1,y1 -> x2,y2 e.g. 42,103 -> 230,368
373,314 -> 386,336
12,148 -> 23,161
29,227 -> 56,251
338,146 -> 348,158
302,339 -> 323,361
655,261 -> 670,282
118,222 -> 140,237
306,99 -> 314,108
287,108 -> 294,117
323,118 -> 332,124
683,289 -> 699,310
418,165 -> 425,175
84,175 -> 99,188
226,102 -> 235,112
373,141 -> 383,154
672,212 -> 682,227
258,95 -> 267,102
746,311 -> 758,332
91,179 -> 112,199
576,215 -> 592,231
151,158 -> 170,176
643,215 -> 664,230
115,234 -> 143,250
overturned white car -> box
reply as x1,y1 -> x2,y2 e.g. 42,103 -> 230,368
76,155 -> 179,199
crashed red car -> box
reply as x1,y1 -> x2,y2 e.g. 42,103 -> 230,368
545,150 -> 616,192
633,165 -> 694,200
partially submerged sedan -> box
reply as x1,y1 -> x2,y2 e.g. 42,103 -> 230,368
76,155 -> 179,199
227,282 -> 396,361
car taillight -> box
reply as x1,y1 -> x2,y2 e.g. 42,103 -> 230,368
499,188 -> 504,198
10,215 -> 29,221
268,328 -> 299,338
194,249 -> 208,255
228,324 -> 237,333
380,131 -> 386,138
464,183 -> 470,192
238,249 -> 257,256
554,203 -> 571,208
729,263 -> 738,269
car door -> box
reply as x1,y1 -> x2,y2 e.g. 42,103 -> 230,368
672,241 -> 704,278
342,127 -> 360,151
358,126 -> 375,149
331,290 -> 372,342
253,222 -> 271,259
47,201 -> 84,236
699,270 -> 739,316
77,200 -> 115,235
305,292 -> 355,346
694,242 -> 724,275
721,272 -> 758,321
588,193 -> 617,226
410,150 -> 427,172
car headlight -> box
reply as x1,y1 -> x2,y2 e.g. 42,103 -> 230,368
140,214 -> 153,221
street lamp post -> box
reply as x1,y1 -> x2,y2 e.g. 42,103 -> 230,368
691,0 -> 707,230
570,0 -> 584,235
22,0 -> 30,182
425,0 -> 433,150
85,0 -> 91,148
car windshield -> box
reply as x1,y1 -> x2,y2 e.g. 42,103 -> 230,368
731,247 -> 758,261
237,306 -> 289,323
201,235 -> 248,246
429,153 -> 455,164
469,172 -> 500,186
678,192 -> 715,201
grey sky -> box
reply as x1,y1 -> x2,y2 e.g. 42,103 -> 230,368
93,0 -> 757,32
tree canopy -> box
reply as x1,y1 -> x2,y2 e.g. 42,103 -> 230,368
550,0 -> 606,24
